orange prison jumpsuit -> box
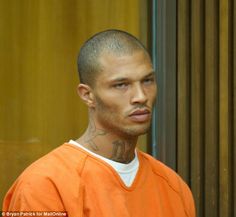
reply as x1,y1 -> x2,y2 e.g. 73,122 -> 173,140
3,143 -> 196,217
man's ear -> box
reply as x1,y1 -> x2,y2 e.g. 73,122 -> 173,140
77,84 -> 95,108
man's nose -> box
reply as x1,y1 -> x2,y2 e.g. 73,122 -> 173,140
130,83 -> 148,105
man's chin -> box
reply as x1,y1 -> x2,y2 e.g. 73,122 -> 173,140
123,124 -> 151,137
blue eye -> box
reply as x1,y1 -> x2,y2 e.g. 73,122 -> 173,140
143,77 -> 154,85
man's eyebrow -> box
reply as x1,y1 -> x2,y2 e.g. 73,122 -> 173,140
141,71 -> 156,80
109,77 -> 130,83
109,71 -> 155,83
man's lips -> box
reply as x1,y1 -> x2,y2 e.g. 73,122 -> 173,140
128,109 -> 151,122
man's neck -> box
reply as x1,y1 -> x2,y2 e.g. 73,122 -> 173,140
76,120 -> 138,164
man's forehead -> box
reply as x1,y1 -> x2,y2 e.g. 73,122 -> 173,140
91,50 -> 153,83
99,49 -> 150,63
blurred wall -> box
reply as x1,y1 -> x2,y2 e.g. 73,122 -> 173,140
151,1 -> 235,217
177,1 -> 235,217
0,0 -> 147,204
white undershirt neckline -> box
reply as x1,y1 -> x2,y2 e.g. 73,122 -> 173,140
69,140 -> 139,187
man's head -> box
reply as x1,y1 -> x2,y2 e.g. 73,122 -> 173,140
77,30 -> 157,138
77,29 -> 148,87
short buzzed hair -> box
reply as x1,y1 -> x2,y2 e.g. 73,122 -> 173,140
77,29 -> 149,86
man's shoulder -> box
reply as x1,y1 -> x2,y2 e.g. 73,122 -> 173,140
15,143 -> 88,186
138,151 -> 189,193
3,143 -> 87,211
138,151 -> 196,217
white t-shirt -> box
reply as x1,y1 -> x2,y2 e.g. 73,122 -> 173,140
69,140 -> 139,187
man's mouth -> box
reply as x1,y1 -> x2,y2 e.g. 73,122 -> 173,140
128,109 -> 151,122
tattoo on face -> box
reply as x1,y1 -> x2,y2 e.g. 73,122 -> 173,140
111,140 -> 134,163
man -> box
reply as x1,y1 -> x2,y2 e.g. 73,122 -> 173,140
3,30 -> 196,217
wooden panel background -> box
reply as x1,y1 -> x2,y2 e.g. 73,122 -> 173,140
177,0 -> 235,217
0,0 -> 146,205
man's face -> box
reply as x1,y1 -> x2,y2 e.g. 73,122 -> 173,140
92,51 -> 157,137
